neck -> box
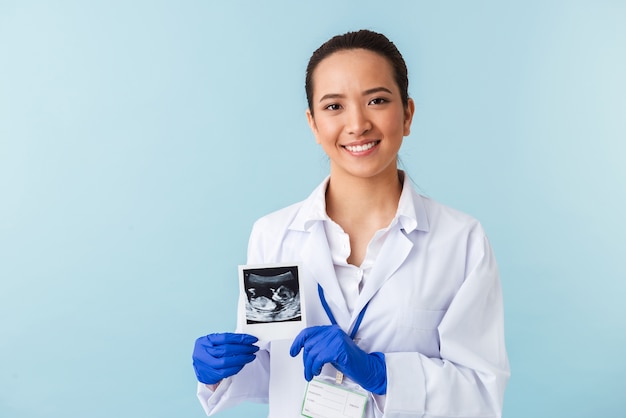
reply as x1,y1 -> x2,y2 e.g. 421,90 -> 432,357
325,168 -> 403,227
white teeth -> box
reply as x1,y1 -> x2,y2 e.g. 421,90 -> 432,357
345,141 -> 377,152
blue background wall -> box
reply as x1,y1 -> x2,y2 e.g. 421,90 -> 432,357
1,1 -> 625,417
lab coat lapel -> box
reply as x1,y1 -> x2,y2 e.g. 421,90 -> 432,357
300,221 -> 351,327
350,227 -> 413,326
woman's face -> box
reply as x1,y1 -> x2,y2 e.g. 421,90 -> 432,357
306,48 -> 414,181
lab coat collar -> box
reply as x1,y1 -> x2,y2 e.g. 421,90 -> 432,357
350,225 -> 413,327
396,171 -> 429,234
287,171 -> 430,330
289,176 -> 330,232
288,171 -> 430,234
298,216 -> 415,332
300,220 -> 352,326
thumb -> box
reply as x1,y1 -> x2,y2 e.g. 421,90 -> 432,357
290,326 -> 329,357
289,332 -> 305,357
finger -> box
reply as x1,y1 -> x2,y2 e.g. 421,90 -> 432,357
206,333 -> 258,346
212,353 -> 257,370
290,328 -> 314,357
217,363 -> 247,378
289,334 -> 305,357
305,342 -> 335,380
304,327 -> 352,376
303,346 -> 322,382
303,352 -> 314,381
303,352 -> 328,381
290,326 -> 329,357
311,354 -> 326,378
208,342 -> 259,358
194,361 -> 247,384
305,350 -> 325,381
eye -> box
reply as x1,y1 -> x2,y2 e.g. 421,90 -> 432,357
324,103 -> 342,111
369,97 -> 388,105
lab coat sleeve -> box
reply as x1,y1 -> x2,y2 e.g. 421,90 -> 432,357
196,347 -> 270,415
195,311 -> 271,415
195,221 -> 273,415
383,235 -> 509,418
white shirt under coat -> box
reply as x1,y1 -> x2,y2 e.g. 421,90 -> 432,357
197,172 -> 510,417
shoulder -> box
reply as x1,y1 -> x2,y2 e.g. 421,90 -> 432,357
250,177 -> 327,236
409,188 -> 488,248
246,199 -> 310,264
251,200 -> 305,235
246,178 -> 327,264
401,178 -> 481,232
424,195 -> 481,229
411,191 -> 496,276
398,174 -> 484,241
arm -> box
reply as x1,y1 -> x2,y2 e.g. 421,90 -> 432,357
384,235 -> 509,417
195,221 -> 275,415
196,346 -> 270,416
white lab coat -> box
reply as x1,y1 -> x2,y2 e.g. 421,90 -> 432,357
198,174 -> 510,417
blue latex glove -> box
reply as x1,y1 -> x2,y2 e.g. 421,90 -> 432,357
193,333 -> 259,385
289,325 -> 387,395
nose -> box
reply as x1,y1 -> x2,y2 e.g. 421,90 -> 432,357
345,106 -> 371,136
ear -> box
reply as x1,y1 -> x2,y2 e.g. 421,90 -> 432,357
306,108 -> 321,144
403,98 -> 415,136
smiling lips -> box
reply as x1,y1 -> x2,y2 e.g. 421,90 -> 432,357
343,140 -> 380,153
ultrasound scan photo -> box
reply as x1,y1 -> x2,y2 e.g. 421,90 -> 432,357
243,267 -> 301,324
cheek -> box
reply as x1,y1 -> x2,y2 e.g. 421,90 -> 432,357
388,112 -> 409,137
313,120 -> 340,143
381,114 -> 406,138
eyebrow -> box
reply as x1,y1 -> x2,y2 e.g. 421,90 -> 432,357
318,86 -> 394,103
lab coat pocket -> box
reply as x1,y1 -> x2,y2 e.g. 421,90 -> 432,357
394,308 -> 445,357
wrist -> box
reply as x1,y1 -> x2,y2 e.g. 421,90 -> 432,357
368,352 -> 387,395
205,381 -> 221,391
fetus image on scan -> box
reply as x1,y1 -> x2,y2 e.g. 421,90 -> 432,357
244,267 -> 301,324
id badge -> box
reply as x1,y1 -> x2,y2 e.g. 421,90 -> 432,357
301,375 -> 367,418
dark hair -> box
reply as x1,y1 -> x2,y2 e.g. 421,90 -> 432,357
305,29 -> 409,115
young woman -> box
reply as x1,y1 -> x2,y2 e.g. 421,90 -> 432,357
193,30 -> 510,417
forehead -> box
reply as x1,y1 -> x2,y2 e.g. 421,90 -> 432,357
311,49 -> 397,96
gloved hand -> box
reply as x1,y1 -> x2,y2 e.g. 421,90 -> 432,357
193,333 -> 259,385
289,325 -> 387,395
